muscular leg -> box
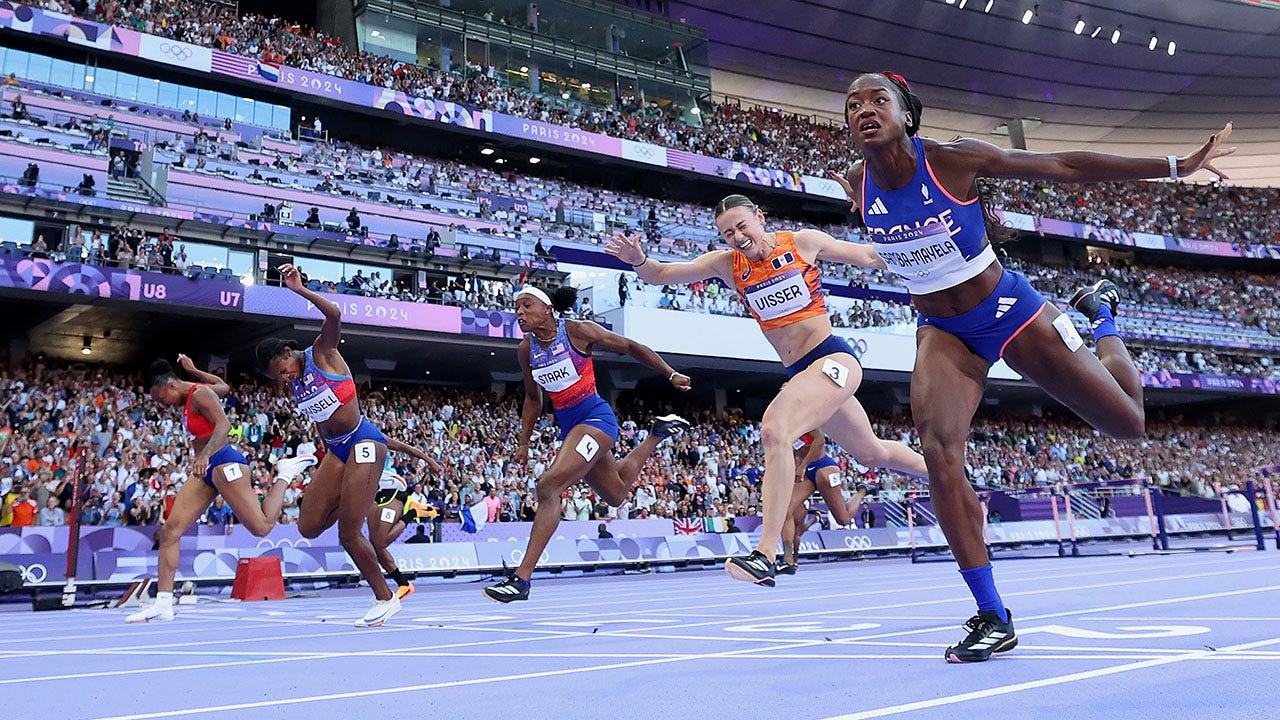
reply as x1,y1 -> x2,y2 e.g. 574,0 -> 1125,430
1003,304 -> 1143,439
368,499 -> 408,575
214,463 -> 287,537
819,395 -> 928,479
336,440 -> 392,601
513,425 -> 612,581
814,468 -> 867,527
912,327 -> 990,570
297,452 -> 345,539
753,353 -> 863,560
152,479 -> 216,593
583,431 -> 660,506
782,480 -> 813,564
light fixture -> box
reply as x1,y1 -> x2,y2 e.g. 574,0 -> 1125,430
1111,26 -> 1122,44
520,65 -> 528,72
1167,40 -> 1177,56
958,0 -> 968,8
1090,25 -> 1102,38
1021,6 -> 1035,25
561,91 -> 570,99
945,0 -> 956,4
690,106 -> 700,115
370,30 -> 381,37
84,74 -> 95,83
984,0 -> 993,12
425,370 -> 431,375
529,157 -> 541,164
81,336 -> 92,356
480,147 -> 495,155
1074,17 -> 1085,35
489,352 -> 496,356
494,158 -> 505,164
1149,32 -> 1158,51
581,83 -> 591,90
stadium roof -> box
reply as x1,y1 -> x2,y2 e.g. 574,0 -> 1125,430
669,0 -> 1280,186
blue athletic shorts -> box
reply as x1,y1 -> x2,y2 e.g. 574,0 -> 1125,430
783,335 -> 860,378
322,417 -> 388,463
554,394 -> 620,442
917,270 -> 1048,364
204,445 -> 249,487
803,455 -> 840,483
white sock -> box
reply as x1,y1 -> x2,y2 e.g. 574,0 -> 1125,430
155,591 -> 174,606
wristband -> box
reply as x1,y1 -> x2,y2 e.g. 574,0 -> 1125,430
669,371 -> 679,382
629,256 -> 649,268
1167,155 -> 1179,181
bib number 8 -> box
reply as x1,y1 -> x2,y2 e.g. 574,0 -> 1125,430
354,441 -> 378,464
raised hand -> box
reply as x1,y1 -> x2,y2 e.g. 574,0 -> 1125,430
826,170 -> 858,208
604,232 -> 647,267
278,263 -> 304,292
1180,123 -> 1237,181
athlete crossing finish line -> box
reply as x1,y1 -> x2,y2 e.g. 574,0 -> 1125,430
256,263 -> 400,627
484,285 -> 691,602
835,70 -> 1235,661
606,196 -> 928,589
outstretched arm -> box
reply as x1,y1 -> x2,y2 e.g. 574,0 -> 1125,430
569,320 -> 691,392
955,123 -> 1236,183
795,228 -> 886,270
177,354 -> 230,398
605,232 -> 733,286
387,437 -> 444,475
279,263 -> 343,351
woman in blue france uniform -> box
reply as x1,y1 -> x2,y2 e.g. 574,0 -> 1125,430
255,263 -> 400,627
484,285 -> 691,603
836,71 -> 1235,662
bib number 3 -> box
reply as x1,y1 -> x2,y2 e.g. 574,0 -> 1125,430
821,358 -> 849,388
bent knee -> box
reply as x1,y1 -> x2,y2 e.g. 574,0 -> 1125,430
243,520 -> 275,538
297,523 -> 323,539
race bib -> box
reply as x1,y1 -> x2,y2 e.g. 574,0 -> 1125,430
533,357 -> 581,392
743,270 -> 810,321
296,387 -> 342,422
871,222 -> 970,292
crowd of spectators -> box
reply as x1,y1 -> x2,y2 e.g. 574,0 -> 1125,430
31,0 -> 1276,253
3,355 -> 1278,532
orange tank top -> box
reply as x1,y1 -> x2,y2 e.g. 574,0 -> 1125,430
732,231 -> 826,331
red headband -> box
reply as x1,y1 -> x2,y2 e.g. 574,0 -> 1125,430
882,72 -> 911,91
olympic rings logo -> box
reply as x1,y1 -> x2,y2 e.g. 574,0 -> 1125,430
842,535 -> 874,550
255,538 -> 313,549
18,562 -> 48,584
159,43 -> 194,61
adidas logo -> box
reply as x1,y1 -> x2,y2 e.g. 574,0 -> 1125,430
995,296 -> 1017,319
865,197 -> 889,215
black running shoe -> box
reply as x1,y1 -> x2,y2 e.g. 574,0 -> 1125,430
483,572 -> 531,604
725,550 -> 776,587
650,413 -> 691,439
1069,280 -> 1120,321
775,559 -> 798,575
945,609 -> 1017,663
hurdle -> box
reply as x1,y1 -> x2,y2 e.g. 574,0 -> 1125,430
1135,481 -> 1266,555
33,438 -> 88,611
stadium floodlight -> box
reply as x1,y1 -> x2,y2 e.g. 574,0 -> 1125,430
1149,33 -> 1158,51
81,337 -> 92,356
984,0 -> 994,12
1112,26 -> 1121,44
529,157 -> 541,164
1021,6 -> 1034,24
1074,17 -> 1085,35
1168,41 -> 1177,56
1091,25 -> 1102,38
480,147 -> 495,155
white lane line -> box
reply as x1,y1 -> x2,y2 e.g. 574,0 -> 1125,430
817,635 -> 1280,720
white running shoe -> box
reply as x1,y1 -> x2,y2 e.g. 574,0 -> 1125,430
274,453 -> 318,483
125,602 -> 174,624
354,596 -> 401,627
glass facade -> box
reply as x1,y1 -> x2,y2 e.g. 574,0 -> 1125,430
0,47 -> 292,132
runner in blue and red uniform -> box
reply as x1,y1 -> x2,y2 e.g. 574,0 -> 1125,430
255,263 -> 399,627
483,285 -> 691,603
835,71 -> 1235,661
128,354 -> 314,623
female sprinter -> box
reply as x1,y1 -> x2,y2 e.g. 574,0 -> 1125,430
836,71 -> 1235,661
256,263 -> 399,627
606,197 -> 928,588
128,355 -> 314,623
483,285 -> 691,603
776,429 -> 870,576
369,437 -> 443,600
